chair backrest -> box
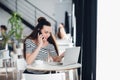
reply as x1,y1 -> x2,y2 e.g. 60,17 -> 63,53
56,39 -> 73,54
16,58 -> 27,71
23,73 -> 65,80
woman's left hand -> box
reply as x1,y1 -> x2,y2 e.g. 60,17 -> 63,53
52,56 -> 62,62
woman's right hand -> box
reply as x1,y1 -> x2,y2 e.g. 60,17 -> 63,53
37,33 -> 44,47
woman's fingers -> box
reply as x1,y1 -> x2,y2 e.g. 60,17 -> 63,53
38,33 -> 43,38
37,33 -> 44,46
59,52 -> 64,58
52,56 -> 62,62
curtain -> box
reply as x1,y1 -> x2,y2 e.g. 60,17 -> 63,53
72,0 -> 97,80
64,11 -> 69,33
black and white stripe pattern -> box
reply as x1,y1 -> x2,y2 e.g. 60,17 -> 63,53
25,39 -> 57,61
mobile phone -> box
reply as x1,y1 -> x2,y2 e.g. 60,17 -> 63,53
38,31 -> 42,35
38,31 -> 44,39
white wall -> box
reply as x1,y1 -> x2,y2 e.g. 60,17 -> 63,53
28,0 -> 72,26
0,0 -> 72,36
0,8 -> 11,27
97,0 -> 120,80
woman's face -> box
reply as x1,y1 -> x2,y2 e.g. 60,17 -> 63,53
41,25 -> 52,41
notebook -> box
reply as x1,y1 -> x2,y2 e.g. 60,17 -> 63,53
47,46 -> 81,66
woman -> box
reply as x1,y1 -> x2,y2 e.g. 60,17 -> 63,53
57,23 -> 67,39
23,17 -> 64,74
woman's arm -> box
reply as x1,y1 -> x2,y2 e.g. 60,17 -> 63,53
25,34 -> 44,65
26,45 -> 42,65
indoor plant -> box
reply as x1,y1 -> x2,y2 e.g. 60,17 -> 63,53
2,29 -> 15,50
8,12 -> 23,48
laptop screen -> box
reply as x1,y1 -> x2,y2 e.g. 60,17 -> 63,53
63,46 -> 81,65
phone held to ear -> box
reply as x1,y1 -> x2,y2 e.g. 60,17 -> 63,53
39,31 -> 42,35
38,31 -> 44,39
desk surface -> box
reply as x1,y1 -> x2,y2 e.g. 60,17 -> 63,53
27,63 -> 81,71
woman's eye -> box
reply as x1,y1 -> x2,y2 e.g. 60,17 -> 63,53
45,32 -> 49,34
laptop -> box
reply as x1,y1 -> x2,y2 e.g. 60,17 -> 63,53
47,46 -> 81,66
62,46 -> 80,66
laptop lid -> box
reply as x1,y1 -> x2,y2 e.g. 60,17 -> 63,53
63,46 -> 80,66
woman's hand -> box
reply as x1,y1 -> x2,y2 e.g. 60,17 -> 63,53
37,33 -> 44,47
52,52 -> 64,62
52,56 -> 62,62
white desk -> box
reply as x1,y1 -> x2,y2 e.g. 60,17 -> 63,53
27,63 -> 81,71
26,63 -> 81,80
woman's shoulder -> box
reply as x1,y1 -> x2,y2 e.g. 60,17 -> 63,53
25,38 -> 32,43
47,43 -> 54,48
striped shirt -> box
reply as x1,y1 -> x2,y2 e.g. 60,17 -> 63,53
25,39 -> 57,62
25,39 -> 57,74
